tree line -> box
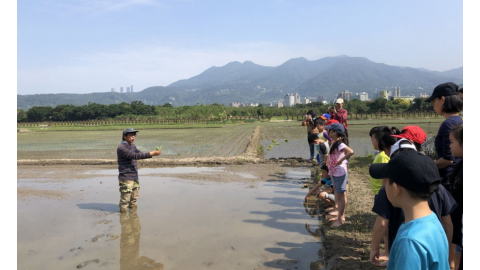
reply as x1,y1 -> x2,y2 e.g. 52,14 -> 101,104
17,98 -> 434,122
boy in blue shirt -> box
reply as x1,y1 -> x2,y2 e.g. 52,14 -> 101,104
369,151 -> 449,270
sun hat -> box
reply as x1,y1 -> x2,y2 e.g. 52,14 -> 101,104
391,126 -> 427,145
325,122 -> 345,135
335,98 -> 344,104
369,151 -> 441,193
425,82 -> 459,102
390,139 -> 417,157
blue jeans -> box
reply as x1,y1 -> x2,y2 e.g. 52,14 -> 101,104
309,141 -> 315,159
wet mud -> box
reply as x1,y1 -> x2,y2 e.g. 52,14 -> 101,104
18,165 -> 326,270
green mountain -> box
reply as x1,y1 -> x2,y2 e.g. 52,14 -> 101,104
17,56 -> 462,110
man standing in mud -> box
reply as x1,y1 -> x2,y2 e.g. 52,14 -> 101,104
117,128 -> 161,213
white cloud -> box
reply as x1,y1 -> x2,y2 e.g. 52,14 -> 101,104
17,41 -> 335,94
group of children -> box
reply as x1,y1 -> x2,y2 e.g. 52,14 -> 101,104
304,114 -> 354,228
303,114 -> 463,269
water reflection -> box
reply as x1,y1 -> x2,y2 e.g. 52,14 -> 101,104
119,210 -> 163,270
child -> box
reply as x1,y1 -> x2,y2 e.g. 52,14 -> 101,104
325,123 -> 354,227
302,110 -> 317,160
369,126 -> 399,195
449,124 -> 463,270
391,125 -> 427,153
305,165 -> 334,209
368,127 -> 398,262
309,117 -> 331,166
316,165 -> 335,209
369,151 -> 450,269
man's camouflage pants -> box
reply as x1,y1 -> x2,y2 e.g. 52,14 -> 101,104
119,179 -> 140,210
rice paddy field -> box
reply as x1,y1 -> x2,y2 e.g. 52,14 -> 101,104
17,118 -> 444,160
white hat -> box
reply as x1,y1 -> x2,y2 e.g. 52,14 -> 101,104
335,98 -> 344,104
390,139 -> 417,157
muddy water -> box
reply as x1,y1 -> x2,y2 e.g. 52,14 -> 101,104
262,137 -> 374,159
18,167 -> 324,270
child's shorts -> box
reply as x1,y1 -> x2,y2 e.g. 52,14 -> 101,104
332,173 -> 348,193
455,245 -> 463,254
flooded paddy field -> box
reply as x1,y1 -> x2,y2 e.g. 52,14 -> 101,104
17,119 -> 443,162
18,164 -> 325,270
17,124 -> 257,160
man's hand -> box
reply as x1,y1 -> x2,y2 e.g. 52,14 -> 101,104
370,247 -> 388,266
150,150 -> 161,156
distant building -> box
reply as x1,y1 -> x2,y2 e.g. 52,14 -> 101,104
378,90 -> 391,100
393,96 -> 415,102
303,97 -> 311,104
131,85 -> 134,92
111,88 -> 116,92
352,92 -> 369,101
418,93 -> 430,98
317,95 -> 325,102
277,102 -> 283,108
337,90 -> 353,101
126,87 -> 130,93
393,87 -> 401,97
230,102 -> 245,107
321,101 -> 328,105
120,87 -> 124,93
284,94 -> 295,107
295,93 -> 301,104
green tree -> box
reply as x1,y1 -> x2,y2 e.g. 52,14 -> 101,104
27,106 -> 53,122
17,109 -> 28,122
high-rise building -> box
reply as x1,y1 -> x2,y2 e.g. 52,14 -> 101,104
131,85 -> 133,92
283,94 -> 295,107
337,90 -> 352,101
317,95 -> 325,102
303,97 -> 311,104
126,87 -> 130,93
394,87 -> 401,97
295,93 -> 301,104
111,88 -> 116,92
120,87 -> 124,93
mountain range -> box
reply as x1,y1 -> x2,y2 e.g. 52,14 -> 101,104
17,56 -> 463,110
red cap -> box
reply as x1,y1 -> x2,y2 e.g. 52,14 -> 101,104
326,119 -> 339,126
391,126 -> 427,145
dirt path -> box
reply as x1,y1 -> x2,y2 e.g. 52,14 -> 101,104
244,126 -> 262,158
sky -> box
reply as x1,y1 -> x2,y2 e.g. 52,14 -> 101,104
16,0 -> 464,95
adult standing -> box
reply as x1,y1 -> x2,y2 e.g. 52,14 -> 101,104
426,82 -> 463,191
330,98 -> 348,130
117,127 -> 161,213
302,110 -> 317,160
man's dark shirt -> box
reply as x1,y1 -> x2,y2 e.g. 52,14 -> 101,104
117,141 -> 151,181
434,115 -> 462,184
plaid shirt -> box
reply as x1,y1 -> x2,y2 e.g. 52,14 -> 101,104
117,141 -> 152,181
332,109 -> 348,129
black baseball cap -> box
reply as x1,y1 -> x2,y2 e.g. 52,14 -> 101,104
369,151 -> 441,194
122,127 -> 139,140
325,122 -> 345,136
425,82 -> 459,102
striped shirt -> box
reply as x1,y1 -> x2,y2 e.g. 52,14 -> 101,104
117,141 -> 152,181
